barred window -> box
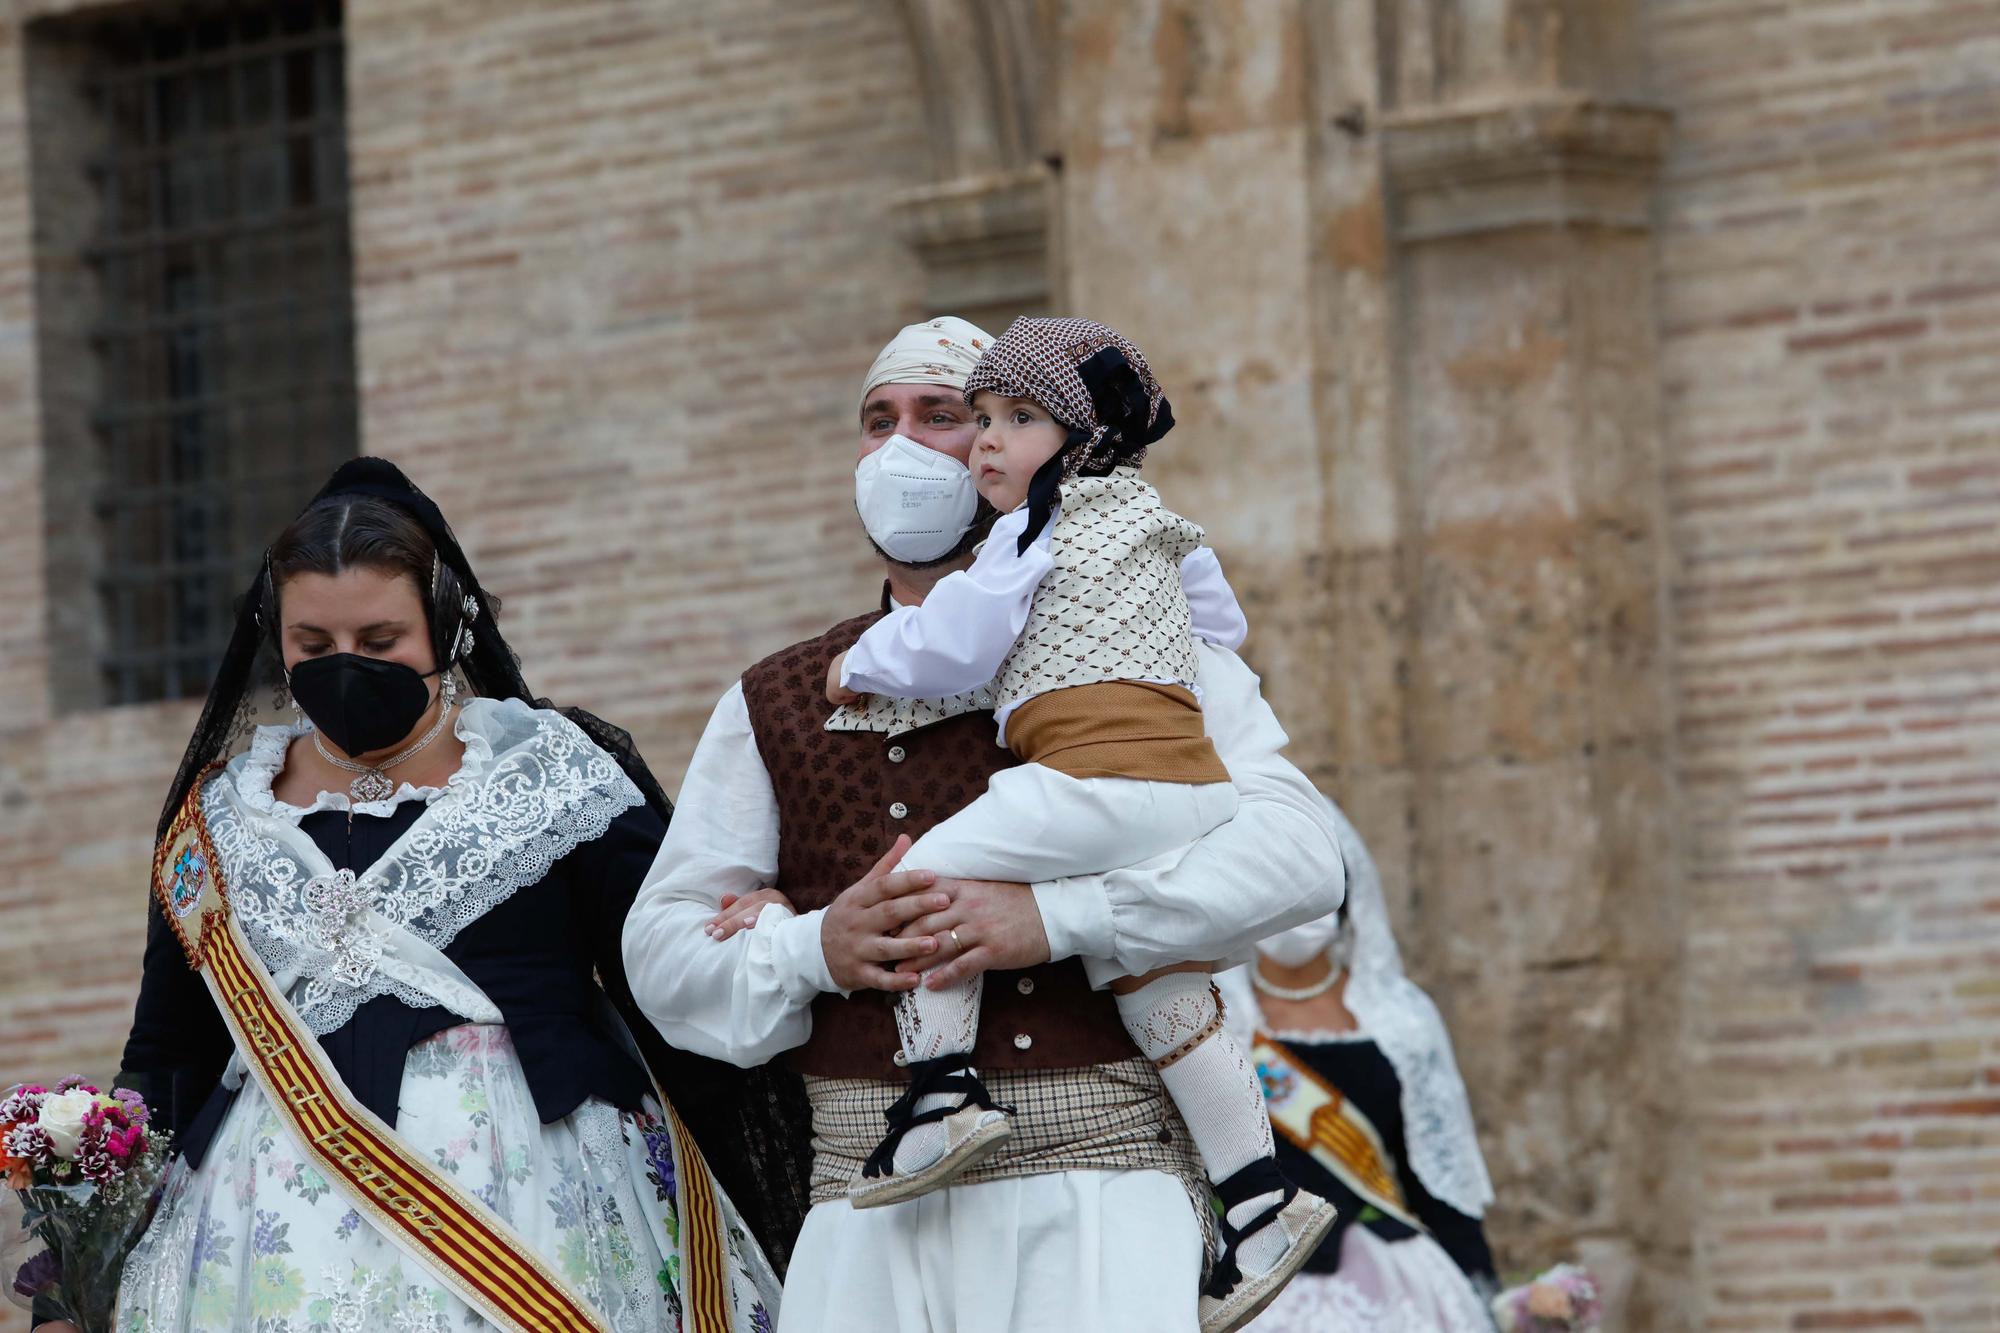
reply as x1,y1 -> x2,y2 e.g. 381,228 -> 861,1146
29,0 -> 356,708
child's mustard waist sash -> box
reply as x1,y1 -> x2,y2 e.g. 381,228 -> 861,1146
1007,681 -> 1230,785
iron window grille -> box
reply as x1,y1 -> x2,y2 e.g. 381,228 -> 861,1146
72,0 -> 357,705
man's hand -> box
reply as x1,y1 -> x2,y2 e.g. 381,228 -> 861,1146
706,887 -> 797,941
821,836 -> 950,992
826,650 -> 862,706
897,876 -> 1053,989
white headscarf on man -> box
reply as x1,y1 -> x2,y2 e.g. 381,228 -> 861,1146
857,315 -> 994,412
1220,796 -> 1498,1220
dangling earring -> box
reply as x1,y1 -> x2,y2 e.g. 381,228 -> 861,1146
440,670 -> 459,709
281,679 -> 304,727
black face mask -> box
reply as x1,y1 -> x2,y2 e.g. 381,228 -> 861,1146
289,653 -> 438,757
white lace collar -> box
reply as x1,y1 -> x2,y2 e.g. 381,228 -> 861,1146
233,708 -> 498,821
199,697 -> 645,1035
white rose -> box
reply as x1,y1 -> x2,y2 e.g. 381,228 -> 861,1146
36,1089 -> 104,1159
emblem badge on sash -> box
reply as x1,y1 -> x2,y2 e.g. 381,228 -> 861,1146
1255,1058 -> 1297,1106
168,845 -> 208,918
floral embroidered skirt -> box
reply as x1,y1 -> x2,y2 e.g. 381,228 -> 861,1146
117,1024 -> 779,1333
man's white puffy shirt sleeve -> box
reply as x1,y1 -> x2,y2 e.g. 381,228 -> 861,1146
839,506 -> 1054,699
1181,546 -> 1248,650
1030,642 -> 1344,974
620,681 -> 839,1068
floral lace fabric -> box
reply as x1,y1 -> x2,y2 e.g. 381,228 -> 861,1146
201,697 -> 645,1035
116,1024 -> 780,1332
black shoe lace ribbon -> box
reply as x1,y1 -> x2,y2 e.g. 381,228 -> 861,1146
1201,1157 -> 1299,1299
860,1054 -> 1015,1180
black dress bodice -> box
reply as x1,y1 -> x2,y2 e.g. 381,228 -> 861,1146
118,794 -> 665,1167
1271,1034 -> 1496,1284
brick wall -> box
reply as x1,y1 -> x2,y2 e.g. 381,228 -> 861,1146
1650,0 -> 2000,1326
341,0 -> 934,751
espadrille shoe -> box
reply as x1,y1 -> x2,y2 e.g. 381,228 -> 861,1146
848,1101 -> 1014,1209
1198,1175 -> 1340,1333
849,1054 -> 1016,1210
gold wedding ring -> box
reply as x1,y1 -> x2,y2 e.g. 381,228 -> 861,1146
948,928 -> 964,954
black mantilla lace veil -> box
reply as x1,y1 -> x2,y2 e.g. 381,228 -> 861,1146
149,457 -> 814,1270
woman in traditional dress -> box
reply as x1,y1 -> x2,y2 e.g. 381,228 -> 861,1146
1221,800 -> 1501,1332
40,459 -> 797,1333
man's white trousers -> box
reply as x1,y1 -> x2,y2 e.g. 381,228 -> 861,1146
777,1168 -> 1202,1333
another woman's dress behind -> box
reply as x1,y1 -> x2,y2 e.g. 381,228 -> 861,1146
1223,798 -> 1501,1332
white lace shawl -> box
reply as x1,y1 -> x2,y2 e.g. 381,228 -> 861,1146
200,696 -> 646,1036
1221,797 -> 1497,1220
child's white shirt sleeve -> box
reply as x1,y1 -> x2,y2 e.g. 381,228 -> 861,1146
839,505 -> 1056,699
1180,546 -> 1248,650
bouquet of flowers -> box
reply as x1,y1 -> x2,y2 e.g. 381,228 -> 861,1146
2,1078 -> 172,1332
1491,1262 -> 1603,1333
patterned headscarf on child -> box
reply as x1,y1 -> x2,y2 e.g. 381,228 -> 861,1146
962,316 -> 1176,552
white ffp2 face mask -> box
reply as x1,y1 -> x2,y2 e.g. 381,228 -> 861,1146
1258,915 -> 1343,969
853,433 -> 980,564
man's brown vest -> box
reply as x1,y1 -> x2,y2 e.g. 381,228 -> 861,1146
740,610 -> 1135,1078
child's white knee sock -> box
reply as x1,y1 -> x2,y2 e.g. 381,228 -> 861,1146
1115,972 -> 1289,1276
890,974 -> 986,1172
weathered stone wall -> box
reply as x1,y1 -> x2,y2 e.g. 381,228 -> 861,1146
1,2 -> 1997,1330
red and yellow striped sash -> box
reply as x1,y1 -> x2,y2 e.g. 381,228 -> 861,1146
662,1096 -> 732,1332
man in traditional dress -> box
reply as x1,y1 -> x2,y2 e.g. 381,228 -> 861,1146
623,316 -> 1344,1332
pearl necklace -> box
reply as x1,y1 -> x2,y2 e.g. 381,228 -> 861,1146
311,701 -> 454,803
1251,960 -> 1344,1003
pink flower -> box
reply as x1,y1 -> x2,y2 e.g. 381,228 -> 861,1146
104,1134 -> 132,1161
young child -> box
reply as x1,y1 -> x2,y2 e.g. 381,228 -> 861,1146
825,317 -> 1336,1332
